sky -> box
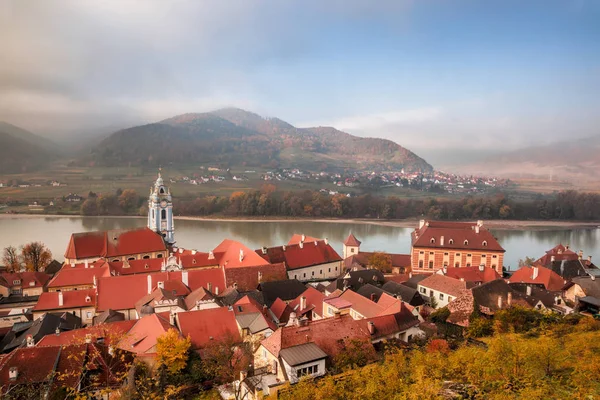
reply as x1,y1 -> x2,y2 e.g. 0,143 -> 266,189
1,0 -> 599,165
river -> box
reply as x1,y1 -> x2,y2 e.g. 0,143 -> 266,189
1,216 -> 599,271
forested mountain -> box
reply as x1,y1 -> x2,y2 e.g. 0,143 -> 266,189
84,108 -> 433,172
0,122 -> 60,173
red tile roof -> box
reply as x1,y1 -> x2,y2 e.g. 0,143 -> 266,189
96,269 -> 226,312
64,227 -> 167,260
269,298 -> 292,322
176,307 -> 241,349
508,265 -> 565,291
412,221 -> 504,252
343,233 -> 361,247
535,244 -> 579,266
288,286 -> 326,318
37,320 -> 136,347
442,266 -> 501,283
256,241 -> 342,270
224,262 -> 287,291
0,345 -> 61,387
288,234 -> 321,245
118,313 -> 173,354
214,239 -> 270,268
33,289 -> 96,312
47,263 -> 111,289
261,314 -> 371,359
365,308 -> 420,338
418,274 -> 469,298
336,289 -> 402,318
233,295 -> 263,315
383,274 -> 411,284
0,272 -> 50,289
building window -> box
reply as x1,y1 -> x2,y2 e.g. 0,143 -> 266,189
430,290 -> 434,297
464,240 -> 469,245
430,238 -> 435,244
419,260 -> 424,268
482,241 -> 488,247
492,264 -> 497,270
303,273 -> 306,278
429,252 -> 434,255
420,287 -> 426,294
439,293 -> 444,300
12,280 -> 20,285
455,262 -> 459,268
298,364 -> 319,377
444,252 -> 449,256
328,268 -> 331,273
335,267 -> 338,271
467,254 -> 472,258
443,262 -> 448,267
481,254 -> 486,258
143,255 -> 150,259
449,239 -> 454,245
492,255 -> 497,259
320,270 -> 322,275
419,251 -> 424,255
161,209 -> 166,219
128,257 -> 135,261
157,254 -> 163,258
311,271 -> 314,276
86,311 -> 92,319
428,261 -> 433,269
466,263 -> 471,267
351,248 -> 355,253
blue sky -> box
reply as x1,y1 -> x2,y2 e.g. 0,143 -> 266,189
0,0 -> 598,163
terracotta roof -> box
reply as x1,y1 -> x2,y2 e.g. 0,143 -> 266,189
214,239 -> 269,268
412,220 -> 504,252
287,287 -> 326,318
261,314 -> 370,359
64,227 -> 167,260
176,307 -> 241,349
343,233 -> 361,247
332,289 -> 403,318
365,308 -> 420,338
288,234 -> 321,245
96,269 -> 226,312
442,266 -> 500,283
118,313 -> 173,354
0,345 -> 61,387
256,241 -> 342,270
535,244 -> 579,266
0,272 -> 50,289
37,320 -> 136,347
383,274 -> 411,284
224,262 -> 287,291
184,287 -> 218,310
269,298 -> 292,323
47,263 -> 111,289
417,274 -> 469,298
234,296 -> 277,331
33,289 -> 96,312
508,265 -> 565,291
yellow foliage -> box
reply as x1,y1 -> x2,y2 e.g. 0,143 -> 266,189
155,328 -> 192,375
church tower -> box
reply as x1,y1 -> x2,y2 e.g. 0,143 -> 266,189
148,170 -> 175,245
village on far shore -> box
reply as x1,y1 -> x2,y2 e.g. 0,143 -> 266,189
0,172 -> 598,399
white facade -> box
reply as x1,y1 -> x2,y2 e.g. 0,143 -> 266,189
147,171 -> 175,244
288,261 -> 342,282
281,358 -> 326,384
417,284 -> 457,309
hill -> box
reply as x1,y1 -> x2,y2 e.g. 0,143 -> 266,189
450,134 -> 600,185
0,122 -> 60,174
84,108 -> 433,172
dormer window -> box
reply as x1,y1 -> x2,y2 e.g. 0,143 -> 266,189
448,239 -> 454,245
144,264 -> 149,269
160,188 -> 165,194
430,238 -> 435,244
85,296 -> 91,302
482,241 -> 488,247
464,240 -> 469,246
192,259 -> 197,265
29,282 -> 35,287
13,280 -> 20,285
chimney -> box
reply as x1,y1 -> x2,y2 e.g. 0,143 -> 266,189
70,263 -> 75,268
368,321 -> 375,335
551,255 -> 556,262
207,282 -> 212,292
239,249 -> 244,262
565,244 -> 570,250
208,251 -> 214,260
182,271 -> 189,287
215,286 -> 219,295
409,272 -> 413,278
334,310 -> 341,319
26,334 -> 34,347
299,241 -> 304,249
578,250 -> 583,260
532,266 -> 539,280
240,370 -> 248,382
440,236 -> 445,246
324,238 -> 329,245
179,248 -> 184,254
55,327 -> 60,336
477,220 -> 483,227
147,275 -> 152,294
314,240 -> 318,246
271,359 -> 278,374
258,271 -> 263,283
191,249 -> 197,255
84,260 -> 89,269
497,295 -> 503,309
526,285 -> 532,296
301,234 -> 306,242
507,292 -> 512,306
419,219 -> 425,229
300,296 -> 306,310
442,266 -> 447,274
262,246 -> 267,255
157,281 -> 164,289
169,311 -> 175,326
475,225 -> 480,234
85,333 -> 92,344
560,260 -> 566,275
58,291 -> 63,307
108,346 -> 115,356
282,244 -> 286,251
93,275 -> 97,288
9,367 -> 18,381
289,312 -> 297,326
479,264 -> 485,272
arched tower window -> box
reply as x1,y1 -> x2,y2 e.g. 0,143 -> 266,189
161,209 -> 166,219
160,188 -> 165,194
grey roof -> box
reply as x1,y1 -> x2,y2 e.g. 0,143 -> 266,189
580,296 -> 600,307
235,312 -> 270,334
381,281 -> 425,307
548,260 -> 591,280
279,342 -> 328,366
328,269 -> 385,292
402,274 -> 429,289
259,279 -> 306,307
568,276 -> 600,298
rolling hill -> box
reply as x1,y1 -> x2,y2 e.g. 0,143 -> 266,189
0,122 -> 60,174
85,108 -> 433,172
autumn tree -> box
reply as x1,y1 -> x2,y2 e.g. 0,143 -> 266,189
156,328 -> 192,375
200,334 -> 252,384
332,338 -> 378,372
2,246 -> 21,272
118,189 -> 139,213
368,252 -> 393,273
21,242 -> 52,271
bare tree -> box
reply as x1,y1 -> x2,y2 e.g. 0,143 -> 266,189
2,246 -> 21,272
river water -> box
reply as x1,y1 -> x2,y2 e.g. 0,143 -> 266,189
1,216 -> 599,271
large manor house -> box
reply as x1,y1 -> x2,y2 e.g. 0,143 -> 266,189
0,172 -> 598,399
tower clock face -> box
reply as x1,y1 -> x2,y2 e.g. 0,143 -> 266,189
160,200 -> 167,207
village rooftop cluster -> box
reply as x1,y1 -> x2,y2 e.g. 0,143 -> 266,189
0,173 -> 597,399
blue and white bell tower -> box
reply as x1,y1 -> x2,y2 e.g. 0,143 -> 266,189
148,170 -> 175,245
